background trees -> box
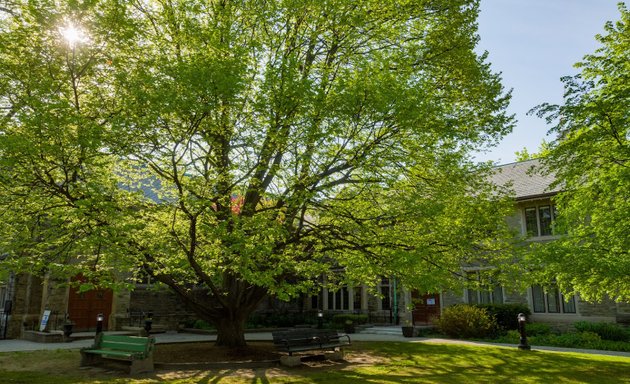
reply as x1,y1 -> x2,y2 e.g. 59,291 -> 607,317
532,4 -> 630,302
0,0 -> 515,346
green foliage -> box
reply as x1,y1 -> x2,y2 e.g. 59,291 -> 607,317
0,0 -> 516,346
246,312 -> 313,328
436,305 -> 497,338
573,321 -> 630,342
331,314 -> 368,325
474,303 -> 531,330
531,4 -> 630,302
525,322 -> 553,336
192,319 -> 214,330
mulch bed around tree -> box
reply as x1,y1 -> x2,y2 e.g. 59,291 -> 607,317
153,342 -> 283,364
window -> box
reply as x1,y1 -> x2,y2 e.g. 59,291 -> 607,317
531,285 -> 576,314
466,272 -> 504,304
353,287 -> 362,310
380,278 -> 391,310
523,204 -> 562,237
327,287 -> 349,310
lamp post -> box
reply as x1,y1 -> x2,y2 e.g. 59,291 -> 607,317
95,313 -> 104,335
517,313 -> 531,350
317,310 -> 323,329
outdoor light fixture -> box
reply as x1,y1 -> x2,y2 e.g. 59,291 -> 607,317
95,313 -> 104,335
517,313 -> 531,350
317,310 -> 323,329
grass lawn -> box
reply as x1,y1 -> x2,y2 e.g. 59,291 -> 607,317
0,341 -> 629,383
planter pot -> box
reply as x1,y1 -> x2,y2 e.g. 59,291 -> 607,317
402,326 -> 414,337
63,323 -> 73,338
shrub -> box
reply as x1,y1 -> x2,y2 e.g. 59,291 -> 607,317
536,331 -> 602,349
573,321 -> 630,342
192,319 -> 214,330
525,322 -> 552,336
436,305 -> 497,338
474,303 -> 531,330
246,312 -> 312,328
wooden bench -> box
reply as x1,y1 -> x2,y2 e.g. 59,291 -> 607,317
272,329 -> 351,366
80,334 -> 155,374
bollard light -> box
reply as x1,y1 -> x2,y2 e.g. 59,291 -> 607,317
96,313 -> 104,335
317,310 -> 323,329
517,312 -> 531,350
144,311 -> 153,336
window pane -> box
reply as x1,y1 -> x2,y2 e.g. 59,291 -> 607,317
342,287 -> 349,310
328,291 -> 334,310
539,206 -> 552,236
532,285 -> 546,313
480,291 -> 491,304
525,208 -> 539,236
311,294 -> 318,310
381,286 -> 390,310
467,289 -> 479,304
353,287 -> 362,310
492,284 -> 504,304
335,290 -> 342,310
562,295 -> 577,313
547,287 -> 560,313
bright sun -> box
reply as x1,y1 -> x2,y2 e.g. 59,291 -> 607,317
59,23 -> 87,47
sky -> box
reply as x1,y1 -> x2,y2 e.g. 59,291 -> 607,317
474,0 -> 625,164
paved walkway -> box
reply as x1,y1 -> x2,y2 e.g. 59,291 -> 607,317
1,330 -> 629,358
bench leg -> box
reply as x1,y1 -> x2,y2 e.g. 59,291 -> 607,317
80,351 -> 103,367
325,349 -> 344,361
129,357 -> 154,375
280,355 -> 302,367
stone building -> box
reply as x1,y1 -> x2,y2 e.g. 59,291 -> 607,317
2,159 -> 629,339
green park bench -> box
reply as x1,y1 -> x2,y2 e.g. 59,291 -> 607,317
272,329 -> 351,366
80,334 -> 155,374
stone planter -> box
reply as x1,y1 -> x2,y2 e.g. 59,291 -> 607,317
402,326 -> 414,337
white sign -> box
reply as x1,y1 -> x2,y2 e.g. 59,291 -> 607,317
426,298 -> 436,305
39,310 -> 51,332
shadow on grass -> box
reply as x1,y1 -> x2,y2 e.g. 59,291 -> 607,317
1,342 -> 629,383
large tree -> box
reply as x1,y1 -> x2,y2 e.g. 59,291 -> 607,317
0,0 -> 516,346
531,4 -> 630,302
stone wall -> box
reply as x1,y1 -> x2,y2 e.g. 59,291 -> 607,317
127,285 -> 195,330
7,274 -> 43,338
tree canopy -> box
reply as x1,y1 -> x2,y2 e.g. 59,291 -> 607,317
531,3 -> 630,302
0,0 -> 515,346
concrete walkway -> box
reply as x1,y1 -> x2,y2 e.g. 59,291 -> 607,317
1,330 -> 629,358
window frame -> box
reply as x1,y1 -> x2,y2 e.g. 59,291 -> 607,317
522,203 -> 562,237
465,271 -> 504,305
530,284 -> 577,314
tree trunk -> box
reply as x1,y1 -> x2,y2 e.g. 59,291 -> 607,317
215,313 -> 247,347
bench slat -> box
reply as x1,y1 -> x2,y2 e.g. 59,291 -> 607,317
272,329 -> 351,355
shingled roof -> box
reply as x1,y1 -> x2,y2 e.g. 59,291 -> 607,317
491,158 -> 560,201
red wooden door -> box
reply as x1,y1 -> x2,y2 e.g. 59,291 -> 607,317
411,291 -> 441,325
67,278 -> 113,331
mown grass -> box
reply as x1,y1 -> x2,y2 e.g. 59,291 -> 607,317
1,341 -> 629,383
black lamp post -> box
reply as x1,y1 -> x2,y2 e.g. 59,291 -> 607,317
144,312 -> 153,336
317,310 -> 323,329
517,313 -> 531,350
95,313 -> 104,335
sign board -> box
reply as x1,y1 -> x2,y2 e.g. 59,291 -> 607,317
426,298 -> 436,305
39,310 -> 51,332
